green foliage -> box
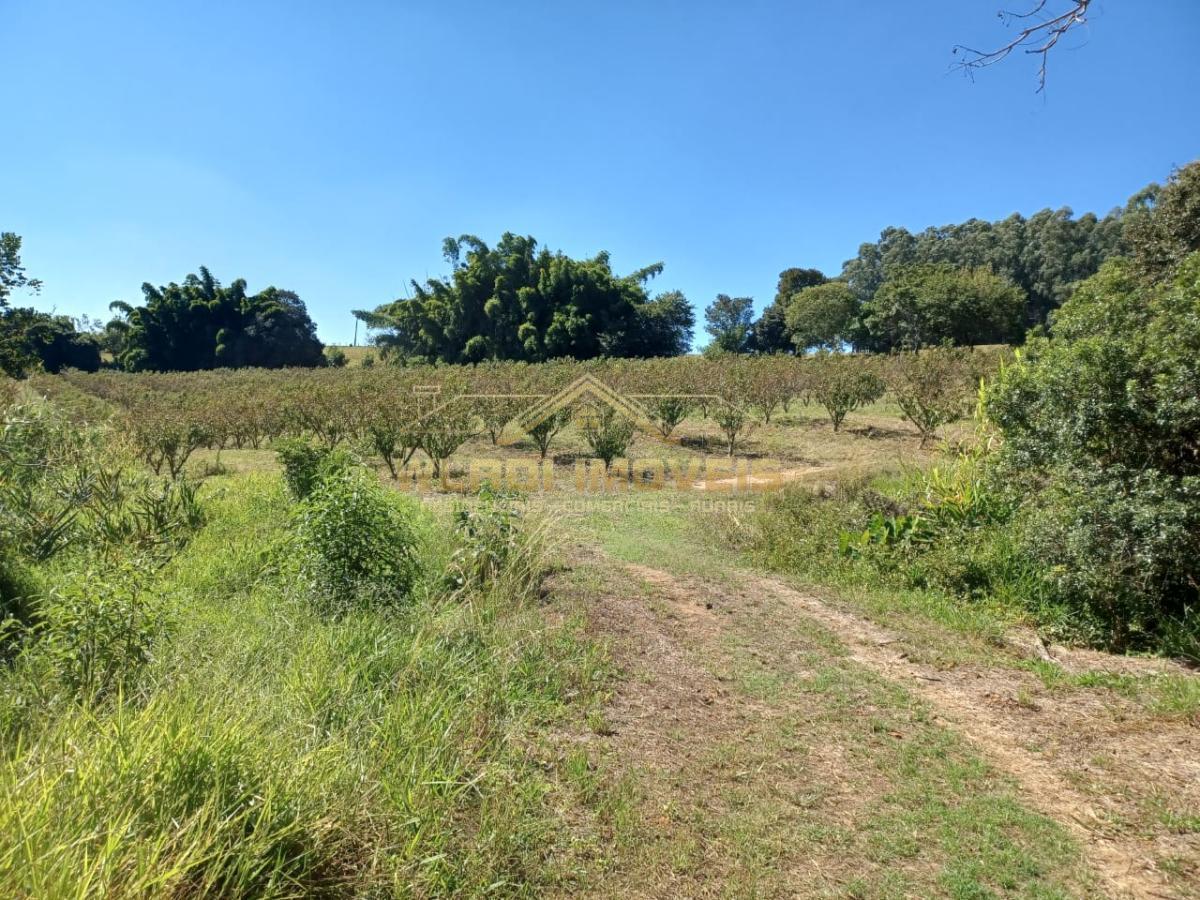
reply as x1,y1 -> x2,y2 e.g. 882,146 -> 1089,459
525,407 -> 572,460
580,404 -> 635,471
839,511 -> 933,558
450,485 -> 522,590
274,437 -> 352,500
0,308 -> 101,377
128,410 -> 210,479
1017,467 -> 1198,649
629,289 -> 696,357
0,232 -> 71,378
775,267 -> 828,302
987,255 -> 1200,651
703,293 -> 754,354
754,460 -> 1042,633
324,346 -> 348,367
841,205 -> 1125,327
862,264 -> 1024,350
809,353 -> 885,431
106,266 -> 325,371
1126,160 -> 1200,282
748,265 -> 830,353
0,555 -> 40,655
0,471 -> 594,897
414,381 -> 478,477
645,396 -> 692,438
1,401 -> 205,564
35,564 -> 164,699
702,356 -> 760,455
293,468 -> 422,611
0,232 -> 42,308
785,281 -> 858,351
357,233 -> 692,363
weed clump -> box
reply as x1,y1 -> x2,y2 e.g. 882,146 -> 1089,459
274,437 -> 353,500
293,467 -> 423,613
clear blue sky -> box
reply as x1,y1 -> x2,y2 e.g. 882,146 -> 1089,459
5,0 -> 1198,345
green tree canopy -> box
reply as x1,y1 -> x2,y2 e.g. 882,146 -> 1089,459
750,267 -> 827,353
703,294 -> 754,354
840,205 -> 1126,329
1125,160 -> 1200,283
785,281 -> 858,351
356,233 -> 692,363
861,263 -> 1024,350
106,268 -> 325,371
0,232 -> 42,309
0,309 -> 101,375
0,233 -> 81,378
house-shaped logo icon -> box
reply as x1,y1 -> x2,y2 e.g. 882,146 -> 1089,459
514,373 -> 656,434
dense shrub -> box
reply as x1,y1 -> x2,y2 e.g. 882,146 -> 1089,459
36,565 -> 165,699
294,468 -> 423,611
275,438 -> 353,500
1,401 -> 205,563
450,485 -> 522,590
987,255 -> 1200,651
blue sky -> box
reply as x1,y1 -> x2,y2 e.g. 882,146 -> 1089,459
5,0 -> 1198,345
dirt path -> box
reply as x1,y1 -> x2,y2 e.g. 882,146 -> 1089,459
555,545 -> 1199,898
726,568 -> 1199,900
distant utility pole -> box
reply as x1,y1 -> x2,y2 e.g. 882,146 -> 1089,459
352,318 -> 358,347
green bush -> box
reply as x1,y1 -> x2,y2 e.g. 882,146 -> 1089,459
1017,467 -> 1199,649
579,405 -> 635,471
274,437 -> 352,500
1,401 -> 206,563
754,479 -> 890,577
294,468 -> 422,612
987,254 -> 1200,652
36,565 -> 165,699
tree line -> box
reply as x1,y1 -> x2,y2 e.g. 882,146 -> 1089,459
2,159 -> 1196,376
705,164 -> 1195,355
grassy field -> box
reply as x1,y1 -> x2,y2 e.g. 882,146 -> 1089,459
3,386 -> 1198,898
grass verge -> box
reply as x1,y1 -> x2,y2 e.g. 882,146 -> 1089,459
0,472 -> 610,897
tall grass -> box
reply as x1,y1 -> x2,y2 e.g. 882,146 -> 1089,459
0,473 -> 603,897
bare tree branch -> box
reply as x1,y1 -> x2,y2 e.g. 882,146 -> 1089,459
954,0 -> 1092,92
